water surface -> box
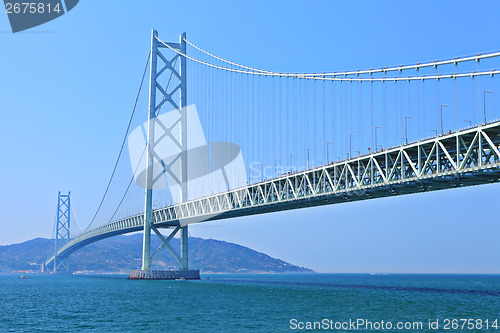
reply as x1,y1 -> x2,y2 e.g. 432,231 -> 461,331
1,274 -> 499,332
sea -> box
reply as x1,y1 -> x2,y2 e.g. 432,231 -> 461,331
1,273 -> 499,332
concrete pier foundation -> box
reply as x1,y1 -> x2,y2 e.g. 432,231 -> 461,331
128,269 -> 200,280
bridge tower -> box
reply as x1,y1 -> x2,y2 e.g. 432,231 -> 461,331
53,191 -> 70,272
133,29 -> 198,279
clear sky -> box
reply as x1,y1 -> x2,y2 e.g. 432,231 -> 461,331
1,0 -> 500,273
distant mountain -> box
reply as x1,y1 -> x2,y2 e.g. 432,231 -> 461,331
0,235 -> 313,274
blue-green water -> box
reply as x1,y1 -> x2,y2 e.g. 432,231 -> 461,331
1,274 -> 499,332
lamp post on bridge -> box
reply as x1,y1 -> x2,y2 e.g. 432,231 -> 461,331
484,90 -> 492,124
349,134 -> 356,159
431,129 -> 438,137
290,154 -> 296,172
464,120 -> 472,126
440,104 -> 448,135
307,148 -> 314,169
404,116 -> 412,144
327,142 -> 334,163
375,126 -> 382,151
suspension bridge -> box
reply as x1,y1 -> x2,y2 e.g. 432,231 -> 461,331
45,30 -> 500,278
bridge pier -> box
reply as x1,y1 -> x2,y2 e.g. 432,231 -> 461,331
180,226 -> 188,270
130,224 -> 198,279
129,269 -> 200,280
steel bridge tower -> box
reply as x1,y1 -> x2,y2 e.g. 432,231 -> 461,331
133,29 -> 199,279
53,191 -> 70,272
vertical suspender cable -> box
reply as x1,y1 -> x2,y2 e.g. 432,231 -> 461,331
279,75 -> 282,173
322,76 -> 326,164
435,65 -> 440,133
332,80 -> 336,161
472,76 -> 476,125
383,80 -> 387,148
477,58 -> 481,123
340,80 -> 344,157
285,77 -> 289,170
358,81 -> 363,154
416,74 -> 421,139
349,80 -> 353,154
421,78 -> 426,137
370,79 -> 374,150
408,79 -> 411,142
394,80 -> 399,144
492,74 -> 496,120
454,77 -> 458,130
313,78 -> 317,165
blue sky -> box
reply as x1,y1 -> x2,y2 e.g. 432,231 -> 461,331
1,0 -> 500,273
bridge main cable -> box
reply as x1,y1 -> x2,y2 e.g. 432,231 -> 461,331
83,51 -> 151,233
178,36 -> 500,79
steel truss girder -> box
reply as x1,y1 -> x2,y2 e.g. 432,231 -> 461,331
148,121 -> 500,223
47,121 -> 500,266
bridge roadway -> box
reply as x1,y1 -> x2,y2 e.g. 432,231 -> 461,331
45,120 -> 500,267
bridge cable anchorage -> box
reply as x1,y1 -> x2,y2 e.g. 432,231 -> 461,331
181,37 -> 500,78
84,51 -> 151,233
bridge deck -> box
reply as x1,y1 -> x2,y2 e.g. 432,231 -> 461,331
45,120 -> 500,267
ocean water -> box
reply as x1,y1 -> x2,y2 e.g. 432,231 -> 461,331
0,273 -> 499,332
